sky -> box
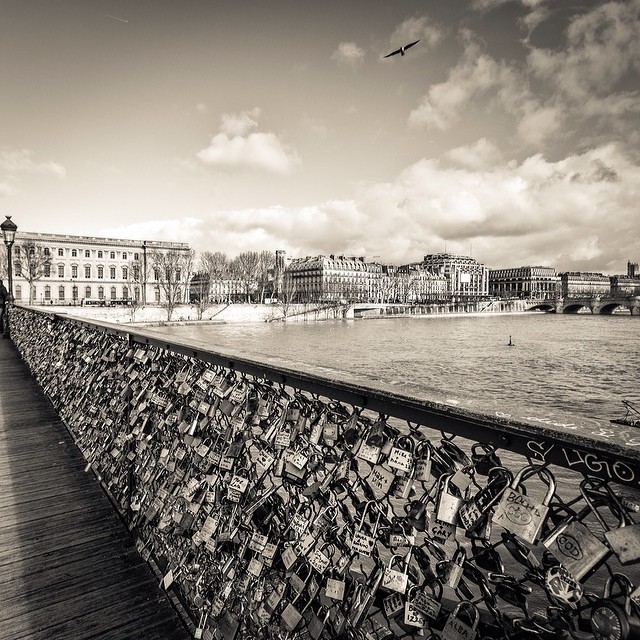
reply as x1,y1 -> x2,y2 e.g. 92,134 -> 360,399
1,0 -> 639,273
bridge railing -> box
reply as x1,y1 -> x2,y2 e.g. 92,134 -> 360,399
9,306 -> 640,640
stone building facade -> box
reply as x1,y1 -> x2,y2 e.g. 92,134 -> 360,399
11,231 -> 191,306
489,266 -> 560,299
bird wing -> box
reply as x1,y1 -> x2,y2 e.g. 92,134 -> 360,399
383,39 -> 420,59
383,47 -> 402,58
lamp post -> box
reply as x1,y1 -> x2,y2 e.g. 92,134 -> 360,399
1,215 -> 17,338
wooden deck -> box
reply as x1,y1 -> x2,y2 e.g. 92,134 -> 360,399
0,336 -> 192,640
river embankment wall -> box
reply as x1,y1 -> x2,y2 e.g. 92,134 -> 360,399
24,299 -> 535,325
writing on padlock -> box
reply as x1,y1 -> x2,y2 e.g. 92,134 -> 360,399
543,480 -> 611,580
492,464 -> 556,544
441,601 -> 481,640
350,500 -> 383,557
436,473 -> 466,526
582,478 -> 640,565
381,552 -> 410,594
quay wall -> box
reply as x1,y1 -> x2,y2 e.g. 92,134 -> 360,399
9,305 -> 640,640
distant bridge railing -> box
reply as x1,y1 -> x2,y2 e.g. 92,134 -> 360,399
9,305 -> 640,639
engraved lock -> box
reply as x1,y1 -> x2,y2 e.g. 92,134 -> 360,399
282,444 -> 309,485
388,435 -> 415,475
441,601 -> 481,640
313,504 -> 337,537
436,473 -> 465,526
226,465 -> 251,503
543,489 -> 611,581
383,589 -> 405,619
350,499 -> 383,558
492,464 -> 556,544
324,565 -> 346,602
403,585 -> 427,629
411,579 -> 443,622
382,552 -> 410,595
582,478 -> 640,565
414,440 -> 433,483
590,573 -> 640,640
458,467 -> 512,533
357,417 -> 386,464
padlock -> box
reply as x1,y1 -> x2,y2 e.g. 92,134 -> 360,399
324,566 -> 346,601
436,473 -> 465,525
492,464 -> 556,544
414,440 -> 433,483
410,579 -> 443,622
357,417 -> 386,464
280,584 -> 314,632
350,499 -> 382,557
543,486 -> 611,581
403,585 -> 427,629
590,573 -> 640,640
458,467 -> 511,533
388,435 -> 415,474
381,552 -> 410,594
440,545 -> 466,590
441,601 -> 481,640
383,590 -> 405,619
582,478 -> 640,565
471,442 -> 502,476
349,563 -> 385,628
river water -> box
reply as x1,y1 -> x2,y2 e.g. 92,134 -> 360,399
146,312 -> 640,445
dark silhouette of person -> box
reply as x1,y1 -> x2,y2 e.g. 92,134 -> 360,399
0,278 -> 9,337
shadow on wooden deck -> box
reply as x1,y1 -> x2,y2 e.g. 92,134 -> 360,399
0,337 -> 192,640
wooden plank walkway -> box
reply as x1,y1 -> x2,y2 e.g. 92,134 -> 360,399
0,337 -> 192,640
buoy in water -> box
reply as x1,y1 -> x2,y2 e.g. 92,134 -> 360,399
508,335 -> 514,346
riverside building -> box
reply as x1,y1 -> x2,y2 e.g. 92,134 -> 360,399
11,231 -> 192,306
489,266 -> 560,299
413,253 -> 489,301
559,271 -> 611,298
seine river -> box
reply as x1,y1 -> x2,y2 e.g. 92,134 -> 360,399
146,312 -> 639,443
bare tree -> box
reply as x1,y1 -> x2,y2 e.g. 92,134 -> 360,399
14,241 -> 52,305
232,251 -> 260,303
277,277 -> 297,320
199,251 -> 229,303
257,250 -> 275,303
150,248 -> 192,321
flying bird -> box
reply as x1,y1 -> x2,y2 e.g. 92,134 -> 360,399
383,39 -> 420,58
103,13 -> 129,23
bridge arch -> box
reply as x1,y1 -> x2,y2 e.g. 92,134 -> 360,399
599,302 -> 629,315
563,303 -> 590,314
527,303 -> 556,313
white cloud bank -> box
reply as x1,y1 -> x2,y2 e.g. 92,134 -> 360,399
197,108 -> 299,175
108,143 -> 639,275
0,149 -> 66,179
331,42 -> 365,67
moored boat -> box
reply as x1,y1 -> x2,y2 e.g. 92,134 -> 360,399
611,400 -> 640,427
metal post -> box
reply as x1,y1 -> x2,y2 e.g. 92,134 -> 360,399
1,215 -> 17,338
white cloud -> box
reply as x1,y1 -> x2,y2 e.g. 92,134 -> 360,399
121,144 -> 640,274
197,109 -> 299,175
195,103 -> 208,114
331,42 -> 365,67
444,138 -> 503,169
409,32 -> 505,130
0,149 -> 66,179
388,15 -> 443,53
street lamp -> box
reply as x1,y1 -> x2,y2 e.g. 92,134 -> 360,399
1,215 -> 17,337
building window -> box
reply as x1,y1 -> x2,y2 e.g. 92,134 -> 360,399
58,248 -> 64,257
122,252 -> 128,260
153,268 -> 160,281
110,251 -> 116,259
134,287 -> 140,301
15,261 -> 22,277
44,286 -> 51,300
85,286 -> 91,299
71,265 -> 78,278
43,264 -> 50,277
72,285 -> 78,301
58,265 -> 65,278
123,286 -> 129,299
58,286 -> 65,300
44,247 -> 50,256
110,286 -> 117,300
154,288 -> 160,303
85,250 -> 90,258
98,286 -> 104,300
97,266 -> 104,279
122,266 -> 128,280
134,252 -> 139,261
176,269 -> 181,281
133,266 -> 140,281
97,251 -> 103,259
85,266 -> 91,278
110,266 -> 116,279
14,285 -> 21,301
71,249 -> 77,257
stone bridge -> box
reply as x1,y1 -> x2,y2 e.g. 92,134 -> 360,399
527,295 -> 640,315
